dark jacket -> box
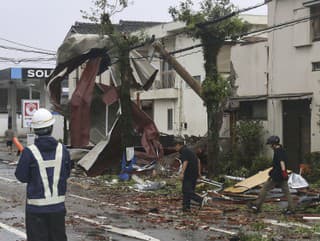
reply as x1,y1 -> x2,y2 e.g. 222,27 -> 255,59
179,146 -> 199,180
15,136 -> 72,213
269,146 -> 287,182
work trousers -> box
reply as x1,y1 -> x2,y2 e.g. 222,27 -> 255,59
26,211 -> 67,241
182,177 -> 203,210
253,177 -> 295,211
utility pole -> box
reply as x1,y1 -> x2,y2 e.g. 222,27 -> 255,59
152,41 -> 203,100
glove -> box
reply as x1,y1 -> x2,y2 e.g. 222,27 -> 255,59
268,168 -> 274,176
282,170 -> 288,180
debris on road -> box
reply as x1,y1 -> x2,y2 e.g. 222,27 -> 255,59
223,168 -> 272,194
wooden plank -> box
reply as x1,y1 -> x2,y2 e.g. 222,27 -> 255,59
224,168 -> 272,193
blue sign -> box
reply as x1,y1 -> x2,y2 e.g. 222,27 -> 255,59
11,68 -> 22,80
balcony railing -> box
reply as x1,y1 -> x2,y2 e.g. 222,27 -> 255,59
153,70 -> 176,89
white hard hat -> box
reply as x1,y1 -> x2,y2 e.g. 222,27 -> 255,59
31,108 -> 55,129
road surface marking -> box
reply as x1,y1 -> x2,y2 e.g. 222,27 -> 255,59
0,221 -> 26,239
0,195 -> 10,201
73,215 -> 160,241
209,226 -> 236,235
0,176 -> 17,183
69,194 -> 96,202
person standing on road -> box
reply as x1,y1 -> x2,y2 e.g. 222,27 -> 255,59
174,136 -> 207,212
15,108 -> 72,241
248,135 -> 295,214
4,126 -> 15,155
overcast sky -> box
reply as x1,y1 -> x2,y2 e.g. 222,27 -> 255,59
0,0 -> 267,69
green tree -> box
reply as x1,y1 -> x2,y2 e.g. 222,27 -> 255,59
169,0 -> 249,175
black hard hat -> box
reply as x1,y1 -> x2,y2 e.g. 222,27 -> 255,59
266,135 -> 280,145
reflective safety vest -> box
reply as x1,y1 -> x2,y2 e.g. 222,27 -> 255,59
27,143 -> 65,206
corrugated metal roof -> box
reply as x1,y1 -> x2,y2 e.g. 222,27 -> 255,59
70,20 -> 164,35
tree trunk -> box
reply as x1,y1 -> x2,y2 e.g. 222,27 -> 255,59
202,39 -> 225,176
207,103 -> 224,175
119,46 -> 134,151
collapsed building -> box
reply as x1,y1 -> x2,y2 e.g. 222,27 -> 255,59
47,21 -> 208,177
47,32 -> 167,176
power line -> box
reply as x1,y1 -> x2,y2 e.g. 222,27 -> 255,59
0,44 -> 56,56
164,12 -> 320,57
236,12 -> 320,39
0,37 -> 56,53
0,56 -> 56,64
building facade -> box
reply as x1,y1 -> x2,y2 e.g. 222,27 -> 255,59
0,67 -> 65,139
231,0 -> 320,170
133,15 -> 268,138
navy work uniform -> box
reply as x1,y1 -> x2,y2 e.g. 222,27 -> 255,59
15,136 -> 72,241
179,146 -> 203,211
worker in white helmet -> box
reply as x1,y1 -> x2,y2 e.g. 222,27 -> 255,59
15,108 -> 72,241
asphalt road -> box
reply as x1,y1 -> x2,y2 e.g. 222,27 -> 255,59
0,149 -> 212,241
2,144 -> 319,241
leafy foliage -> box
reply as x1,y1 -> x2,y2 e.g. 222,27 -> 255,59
218,120 -> 269,176
202,74 -> 231,106
169,0 -> 249,42
236,120 -> 265,164
81,0 -> 128,24
303,152 -> 320,183
169,0 -> 250,175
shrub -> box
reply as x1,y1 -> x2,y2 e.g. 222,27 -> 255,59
235,120 -> 265,168
303,152 -> 320,183
217,120 -> 268,177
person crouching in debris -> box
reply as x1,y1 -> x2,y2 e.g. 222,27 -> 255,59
174,136 -> 208,212
15,108 -> 72,241
248,135 -> 295,214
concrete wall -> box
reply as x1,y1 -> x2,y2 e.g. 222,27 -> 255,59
232,41 -> 268,96
268,0 -> 320,152
153,99 -> 176,134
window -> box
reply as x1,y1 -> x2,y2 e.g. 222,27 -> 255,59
238,100 -> 267,120
312,61 -> 320,71
186,75 -> 201,89
161,61 -> 175,88
167,108 -> 173,130
311,4 -> 320,41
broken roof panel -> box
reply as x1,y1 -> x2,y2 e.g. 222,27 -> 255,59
47,33 -> 162,176
69,21 -> 164,36
223,168 -> 272,193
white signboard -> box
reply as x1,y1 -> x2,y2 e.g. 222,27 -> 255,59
22,99 -> 39,128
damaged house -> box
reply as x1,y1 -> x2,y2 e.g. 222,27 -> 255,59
48,16 -> 269,176
125,1 -> 320,174
48,20 -> 166,176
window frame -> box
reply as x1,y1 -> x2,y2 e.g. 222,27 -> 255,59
167,108 -> 173,131
238,100 -> 267,121
311,4 -> 320,41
